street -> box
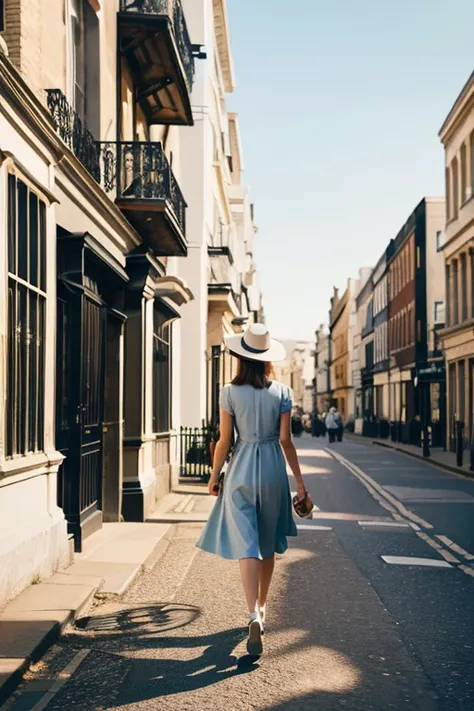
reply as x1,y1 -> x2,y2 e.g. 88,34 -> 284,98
4,437 -> 474,711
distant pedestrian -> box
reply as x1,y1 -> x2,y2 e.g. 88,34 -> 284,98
325,406 -> 343,443
196,324 -> 307,656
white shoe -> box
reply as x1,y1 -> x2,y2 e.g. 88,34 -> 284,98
259,606 -> 266,625
247,611 -> 263,656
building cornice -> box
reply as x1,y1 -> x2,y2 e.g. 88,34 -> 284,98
439,71 -> 474,145
213,0 -> 235,93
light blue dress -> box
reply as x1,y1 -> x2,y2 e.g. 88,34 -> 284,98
196,381 -> 298,560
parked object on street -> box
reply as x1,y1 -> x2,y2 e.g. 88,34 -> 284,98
196,324 -> 307,656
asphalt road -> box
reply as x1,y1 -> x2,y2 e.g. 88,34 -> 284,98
4,435 -> 474,711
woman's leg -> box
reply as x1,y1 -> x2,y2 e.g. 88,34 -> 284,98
239,558 -> 260,613
258,554 -> 275,608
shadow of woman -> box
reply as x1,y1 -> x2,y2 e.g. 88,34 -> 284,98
99,626 -> 259,707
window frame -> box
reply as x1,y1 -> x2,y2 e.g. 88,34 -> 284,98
6,171 -> 47,458
452,156 -> 459,219
434,300 -> 445,325
152,309 -> 172,435
461,142 -> 467,204
436,231 -> 444,252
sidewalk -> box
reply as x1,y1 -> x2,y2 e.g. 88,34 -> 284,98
0,481 -> 209,704
0,520 -> 172,704
347,433 -> 474,478
148,483 -> 215,523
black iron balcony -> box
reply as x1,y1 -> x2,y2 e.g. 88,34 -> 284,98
98,141 -> 187,257
119,0 -> 194,126
46,89 -> 100,182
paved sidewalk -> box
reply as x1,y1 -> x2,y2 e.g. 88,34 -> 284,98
347,433 -> 474,477
0,521 -> 172,704
148,484 -> 215,523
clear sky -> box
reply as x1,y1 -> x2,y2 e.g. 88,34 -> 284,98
226,0 -> 474,342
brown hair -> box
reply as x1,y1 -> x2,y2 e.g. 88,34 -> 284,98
231,357 -> 273,389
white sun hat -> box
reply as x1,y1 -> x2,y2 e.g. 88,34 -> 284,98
224,323 -> 287,362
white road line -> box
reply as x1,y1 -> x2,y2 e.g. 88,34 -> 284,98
358,520 -> 410,527
416,531 -> 461,563
459,565 -> 474,578
435,535 -> 474,561
327,449 -> 433,529
381,556 -> 453,568
30,649 -> 91,711
297,525 -> 332,531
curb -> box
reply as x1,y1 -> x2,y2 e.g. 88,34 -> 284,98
0,525 -> 173,705
0,612 -> 72,705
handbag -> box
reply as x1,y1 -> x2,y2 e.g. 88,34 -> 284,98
211,429 -> 235,495
212,471 -> 225,495
292,491 -> 314,518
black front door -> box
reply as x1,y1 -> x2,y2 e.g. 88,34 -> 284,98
57,282 -> 105,551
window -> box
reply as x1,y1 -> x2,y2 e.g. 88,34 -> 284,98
434,301 -> 445,325
460,252 -> 467,321
152,310 -> 171,433
445,264 -> 451,327
436,231 -> 445,252
70,0 -> 85,116
470,131 -> 474,200
458,359 -> 466,424
0,0 -> 5,32
452,259 -> 459,324
471,250 -> 474,319
7,174 -> 46,457
445,167 -> 451,221
452,157 -> 459,219
461,142 -> 467,204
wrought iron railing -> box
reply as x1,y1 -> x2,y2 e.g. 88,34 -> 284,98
98,141 -> 186,235
46,89 -> 100,182
120,0 -> 195,92
179,426 -> 214,480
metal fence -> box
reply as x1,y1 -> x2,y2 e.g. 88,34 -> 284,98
179,425 -> 215,480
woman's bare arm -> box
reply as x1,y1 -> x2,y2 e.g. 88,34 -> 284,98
280,412 -> 306,497
208,408 -> 233,495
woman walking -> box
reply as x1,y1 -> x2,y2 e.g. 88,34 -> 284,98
196,324 -> 307,656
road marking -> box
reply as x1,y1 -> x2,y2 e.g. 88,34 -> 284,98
358,520 -> 411,527
327,449 -> 433,529
326,448 -> 474,578
28,649 -> 91,711
416,531 -> 461,563
435,535 -> 474,561
381,556 -> 453,568
297,524 -> 332,531
459,565 -> 474,578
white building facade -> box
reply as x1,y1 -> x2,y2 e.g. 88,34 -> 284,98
0,0 -> 197,607
177,0 -> 262,431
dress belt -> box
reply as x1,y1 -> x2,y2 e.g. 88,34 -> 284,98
238,436 -> 279,445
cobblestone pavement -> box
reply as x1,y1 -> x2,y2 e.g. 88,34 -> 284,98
4,436 -> 474,711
